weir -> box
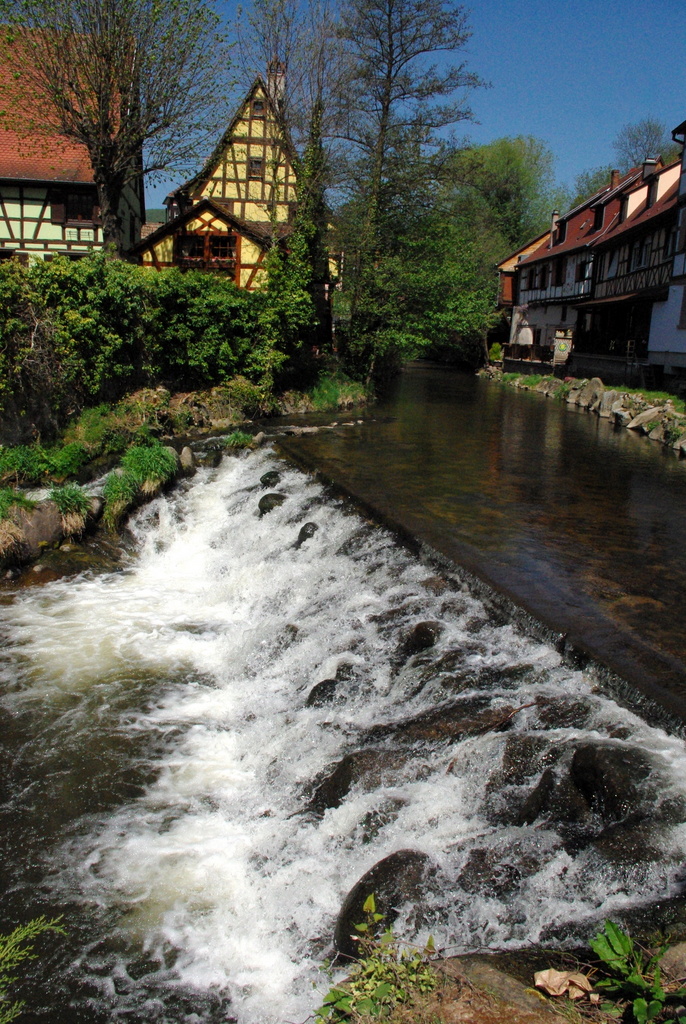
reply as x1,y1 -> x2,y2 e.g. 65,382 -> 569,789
1,422 -> 686,1022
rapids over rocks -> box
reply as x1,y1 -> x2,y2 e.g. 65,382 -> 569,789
1,445 -> 686,1023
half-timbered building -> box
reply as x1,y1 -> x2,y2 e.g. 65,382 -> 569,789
646,120 -> 686,386
0,60 -> 143,261
499,156 -> 682,383
135,69 -> 297,289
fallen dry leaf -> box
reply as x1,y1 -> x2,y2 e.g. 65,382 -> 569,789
534,968 -> 594,1000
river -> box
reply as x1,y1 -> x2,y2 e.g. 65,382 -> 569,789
279,365 -> 686,725
0,365 -> 685,1023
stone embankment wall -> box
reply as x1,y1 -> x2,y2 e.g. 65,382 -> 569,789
482,368 -> 686,457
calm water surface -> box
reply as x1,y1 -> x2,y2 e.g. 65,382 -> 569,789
279,365 -> 686,719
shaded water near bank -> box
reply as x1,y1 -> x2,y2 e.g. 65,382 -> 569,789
1,383 -> 686,1022
278,365 -> 686,723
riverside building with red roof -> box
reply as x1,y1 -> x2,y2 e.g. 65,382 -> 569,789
0,62 -> 143,262
498,143 -> 685,388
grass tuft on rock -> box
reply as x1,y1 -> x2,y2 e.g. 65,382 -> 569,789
49,484 -> 91,536
120,443 -> 178,496
223,430 -> 253,449
102,472 -> 140,531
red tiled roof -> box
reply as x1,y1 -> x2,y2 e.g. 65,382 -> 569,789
519,164 -> 678,266
0,49 -> 94,183
594,177 -> 678,243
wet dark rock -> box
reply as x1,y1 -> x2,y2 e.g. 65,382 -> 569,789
517,767 -> 592,826
294,522 -> 318,548
493,735 -> 561,788
457,847 -> 524,898
258,492 -> 287,516
260,470 -> 281,488
195,448 -> 223,468
398,621 -> 442,658
306,678 -> 339,707
309,749 -> 408,814
359,799 -> 406,844
365,696 -> 515,745
534,696 -> 595,730
570,742 -> 657,822
591,820 -> 670,864
334,850 -> 437,958
420,575 -> 450,594
15,500 -> 63,559
179,446 -> 197,478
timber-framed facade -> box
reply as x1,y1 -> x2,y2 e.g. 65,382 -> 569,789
135,70 -> 297,289
498,155 -> 683,383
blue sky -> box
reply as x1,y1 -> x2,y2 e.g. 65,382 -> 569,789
146,0 -> 686,211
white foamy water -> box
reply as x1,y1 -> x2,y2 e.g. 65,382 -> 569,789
2,446 -> 686,1023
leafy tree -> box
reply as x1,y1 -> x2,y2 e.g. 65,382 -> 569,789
1,0 -> 233,251
331,0 -> 483,378
568,164 -> 615,207
335,0 -> 482,249
613,118 -> 681,171
444,136 -> 566,251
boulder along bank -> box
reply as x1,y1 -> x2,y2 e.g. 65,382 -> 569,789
481,367 -> 686,456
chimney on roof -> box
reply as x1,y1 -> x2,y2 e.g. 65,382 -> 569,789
267,58 -> 286,107
642,157 -> 658,180
549,209 -> 559,246
610,169 -> 620,189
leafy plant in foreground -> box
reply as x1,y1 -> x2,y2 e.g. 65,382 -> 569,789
590,920 -> 686,1024
0,916 -> 64,1024
316,894 -> 437,1022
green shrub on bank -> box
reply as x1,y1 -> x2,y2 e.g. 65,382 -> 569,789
488,342 -> 502,361
310,372 -> 367,411
316,895 -> 438,1024
0,442 -> 91,484
0,250 -> 317,436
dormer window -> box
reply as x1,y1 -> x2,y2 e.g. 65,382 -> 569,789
252,99 -> 265,117
618,196 -> 628,223
646,180 -> 658,208
593,205 -> 604,231
555,220 -> 567,244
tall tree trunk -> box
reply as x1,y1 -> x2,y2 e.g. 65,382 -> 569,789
96,179 -> 124,254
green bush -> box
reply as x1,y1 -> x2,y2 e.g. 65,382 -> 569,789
0,250 -> 319,435
316,895 -> 438,1024
46,442 -> 90,478
310,372 -> 367,411
488,342 -> 502,361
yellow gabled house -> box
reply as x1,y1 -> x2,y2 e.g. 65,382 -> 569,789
135,67 -> 297,289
